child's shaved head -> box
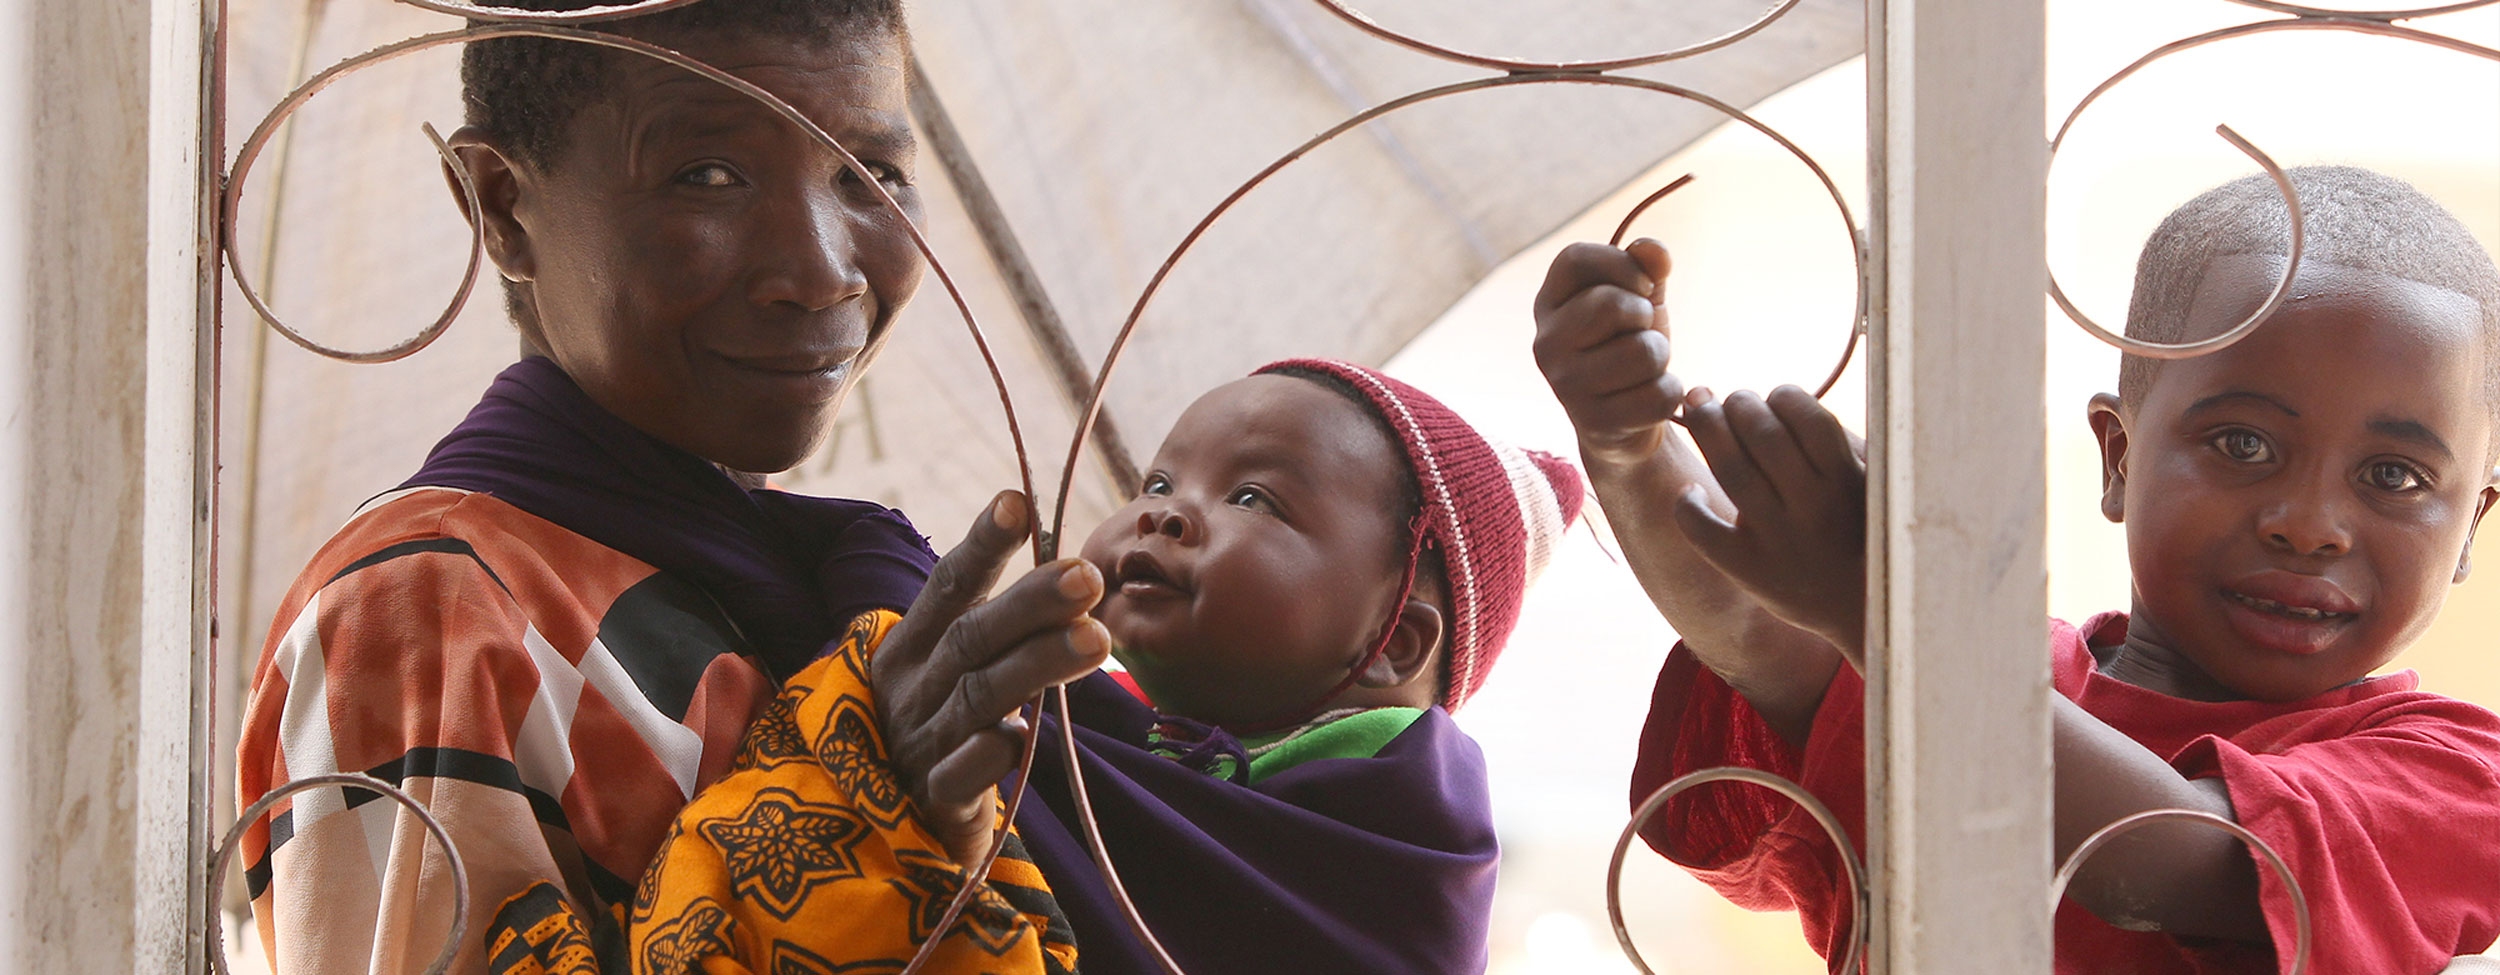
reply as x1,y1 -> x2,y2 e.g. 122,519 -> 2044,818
2121,166 -> 2500,424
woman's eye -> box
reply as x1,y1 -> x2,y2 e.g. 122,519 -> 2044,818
1226,486 -> 1275,513
839,160 -> 908,187
1139,474 -> 1171,497
674,163 -> 742,188
2211,429 -> 2272,463
2365,461 -> 2427,493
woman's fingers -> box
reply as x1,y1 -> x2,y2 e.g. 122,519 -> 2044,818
876,491 -> 1032,680
915,616 -> 1111,761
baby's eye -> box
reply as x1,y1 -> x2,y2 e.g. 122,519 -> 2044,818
2210,429 -> 2272,463
1139,473 -> 1172,497
674,163 -> 744,188
1226,486 -> 1277,514
2364,461 -> 2428,493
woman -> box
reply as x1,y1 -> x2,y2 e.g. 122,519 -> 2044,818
234,3 -> 1102,971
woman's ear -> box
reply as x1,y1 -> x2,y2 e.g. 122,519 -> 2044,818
2459,478 -> 2498,584
1357,597 -> 1446,695
2088,393 -> 2130,524
443,126 -> 535,288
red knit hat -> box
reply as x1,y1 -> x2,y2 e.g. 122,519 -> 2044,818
1254,359 -> 1585,711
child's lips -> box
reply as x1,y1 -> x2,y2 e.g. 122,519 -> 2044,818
2219,575 -> 2360,656
1113,550 -> 1189,598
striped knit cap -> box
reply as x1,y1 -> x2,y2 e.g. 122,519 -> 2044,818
1254,359 -> 1585,711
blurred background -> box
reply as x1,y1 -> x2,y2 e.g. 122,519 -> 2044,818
213,1 -> 2500,971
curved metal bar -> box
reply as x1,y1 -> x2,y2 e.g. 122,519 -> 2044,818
897,697 -> 1049,975
392,0 -> 716,24
225,121 -> 480,363
209,773 -> 470,975
1052,682 -> 1191,974
1046,71 -> 1868,546
1605,172 -> 1860,419
2048,16 -> 2500,358
1305,0 -> 1807,74
2221,0 -> 2500,21
1606,173 -> 1697,249
2049,125 -> 2303,359
1610,766 -> 1867,974
2050,808 -> 2312,975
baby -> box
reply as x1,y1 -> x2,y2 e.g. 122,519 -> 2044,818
631,358 -> 1583,974
1539,166 -> 2500,973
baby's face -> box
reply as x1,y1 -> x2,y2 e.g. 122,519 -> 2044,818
1079,375 -> 1415,726
506,28 -> 922,474
2106,255 -> 2498,701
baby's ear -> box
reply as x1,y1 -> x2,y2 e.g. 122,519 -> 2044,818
442,127 -> 535,288
1357,597 -> 1446,693
2088,393 -> 2129,524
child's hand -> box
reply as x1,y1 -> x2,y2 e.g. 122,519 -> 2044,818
872,492 -> 1113,865
1672,386 -> 1868,662
1533,238 -> 1680,468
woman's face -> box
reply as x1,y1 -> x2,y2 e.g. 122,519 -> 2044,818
497,27 -> 923,474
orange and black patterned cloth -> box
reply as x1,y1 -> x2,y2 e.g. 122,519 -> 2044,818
236,486 -> 777,974
479,609 -> 1077,975
622,609 -> 1078,975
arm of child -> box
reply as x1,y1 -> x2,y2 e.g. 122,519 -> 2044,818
1675,389 -> 2268,945
1533,240 -> 1844,745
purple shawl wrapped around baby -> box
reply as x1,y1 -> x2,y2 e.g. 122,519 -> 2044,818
1016,671 -> 1500,974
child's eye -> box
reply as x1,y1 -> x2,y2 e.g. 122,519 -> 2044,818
674,163 -> 744,188
2210,429 -> 2272,463
1139,473 -> 1172,497
2363,461 -> 2429,493
1226,486 -> 1277,514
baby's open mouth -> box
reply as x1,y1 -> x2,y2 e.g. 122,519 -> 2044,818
1114,550 -> 1188,595
2225,590 -> 2355,623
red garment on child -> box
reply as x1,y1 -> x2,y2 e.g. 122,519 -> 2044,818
1632,612 -> 2500,975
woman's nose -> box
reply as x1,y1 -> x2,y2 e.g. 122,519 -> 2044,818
749,191 -> 872,312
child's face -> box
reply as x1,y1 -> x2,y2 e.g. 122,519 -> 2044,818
1079,375 -> 1419,726
503,28 -> 922,473
2099,254 -> 2499,701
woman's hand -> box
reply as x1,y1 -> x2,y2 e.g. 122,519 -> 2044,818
871,491 -> 1112,864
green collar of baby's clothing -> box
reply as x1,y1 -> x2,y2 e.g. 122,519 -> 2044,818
1240,706 -> 1425,784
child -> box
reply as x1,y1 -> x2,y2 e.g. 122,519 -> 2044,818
632,359 -> 1585,974
1534,166 -> 2500,973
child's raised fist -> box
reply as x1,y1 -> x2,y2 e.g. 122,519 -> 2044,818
1532,238 -> 1681,467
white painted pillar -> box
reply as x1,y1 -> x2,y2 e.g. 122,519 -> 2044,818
1865,0 -> 2053,971
0,0 -> 214,969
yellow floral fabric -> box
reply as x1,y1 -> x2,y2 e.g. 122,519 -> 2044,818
626,609 -> 1079,975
